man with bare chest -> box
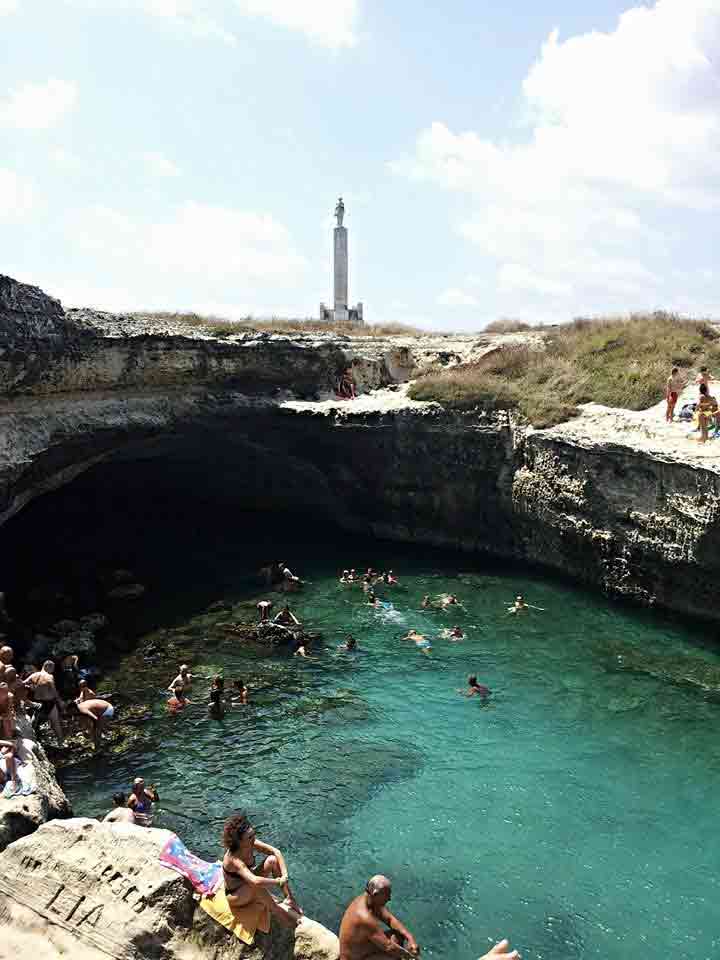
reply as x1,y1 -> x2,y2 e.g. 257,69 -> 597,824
338,875 -> 520,960
339,876 -> 418,960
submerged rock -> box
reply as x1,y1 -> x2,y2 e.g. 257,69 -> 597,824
0,817 -> 340,960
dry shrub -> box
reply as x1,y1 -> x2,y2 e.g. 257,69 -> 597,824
484,318 -> 532,333
409,312 -> 720,427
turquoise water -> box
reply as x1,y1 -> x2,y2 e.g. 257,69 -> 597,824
60,547 -> 720,960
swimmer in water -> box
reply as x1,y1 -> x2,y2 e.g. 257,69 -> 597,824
387,570 -> 399,584
421,595 -> 431,609
167,682 -> 189,711
338,635 -> 357,652
168,663 -> 193,693
339,569 -> 351,584
444,625 -> 464,641
230,679 -> 248,705
461,675 -> 490,698
441,594 -> 460,609
293,638 -> 311,658
508,595 -> 544,614
208,687 -> 225,717
366,591 -> 380,607
402,629 -> 432,654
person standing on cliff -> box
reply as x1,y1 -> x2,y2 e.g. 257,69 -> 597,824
665,367 -> 684,422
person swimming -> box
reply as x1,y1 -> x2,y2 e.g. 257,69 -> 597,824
442,625 -> 464,641
462,675 -> 490,698
507,595 -> 544,614
230,679 -> 248,705
167,682 -> 189,711
338,635 -> 357,652
402,630 -> 432,654
441,594 -> 460,609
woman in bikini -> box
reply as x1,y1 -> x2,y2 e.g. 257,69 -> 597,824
221,813 -> 302,926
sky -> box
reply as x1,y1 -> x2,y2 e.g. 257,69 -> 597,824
2,0 -> 720,329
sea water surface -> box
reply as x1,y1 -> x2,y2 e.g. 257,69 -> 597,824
60,539 -> 720,960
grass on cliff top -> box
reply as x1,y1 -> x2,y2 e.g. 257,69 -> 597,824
408,312 -> 720,428
137,312 -> 429,338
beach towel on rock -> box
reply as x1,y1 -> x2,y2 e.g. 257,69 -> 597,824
199,884 -> 270,945
159,833 -> 222,895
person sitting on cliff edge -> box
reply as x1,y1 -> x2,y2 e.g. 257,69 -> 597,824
219,812 -> 302,926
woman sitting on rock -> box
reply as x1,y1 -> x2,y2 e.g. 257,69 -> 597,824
220,812 -> 302,927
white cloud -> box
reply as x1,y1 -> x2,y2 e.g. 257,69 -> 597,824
437,287 -> 479,307
392,0 -> 720,316
68,1 -> 237,45
234,0 -> 358,48
71,201 -> 307,282
0,0 -> 19,14
143,150 -> 181,177
0,78 -> 77,130
0,168 -> 34,221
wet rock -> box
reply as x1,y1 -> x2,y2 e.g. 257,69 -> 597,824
79,612 -> 109,633
48,631 -> 96,658
49,618 -> 81,636
107,582 -> 146,600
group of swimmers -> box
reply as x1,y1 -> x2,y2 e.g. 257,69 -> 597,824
166,665 -> 249,717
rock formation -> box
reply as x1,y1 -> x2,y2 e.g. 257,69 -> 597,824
0,817 -> 340,960
1,273 -> 719,623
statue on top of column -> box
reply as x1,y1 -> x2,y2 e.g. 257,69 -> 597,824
335,196 -> 345,227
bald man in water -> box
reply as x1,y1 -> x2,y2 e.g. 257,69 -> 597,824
339,875 -> 419,960
338,875 -> 520,960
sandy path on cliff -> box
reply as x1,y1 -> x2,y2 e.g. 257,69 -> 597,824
283,381 -> 720,469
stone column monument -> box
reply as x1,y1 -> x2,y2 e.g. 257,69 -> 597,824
333,199 -> 349,323
319,197 -> 364,324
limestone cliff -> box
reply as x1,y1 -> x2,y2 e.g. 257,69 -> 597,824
1,275 -> 719,622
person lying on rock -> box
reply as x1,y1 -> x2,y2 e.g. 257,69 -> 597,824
127,776 -> 159,824
274,603 -> 301,627
339,874 -> 420,960
103,792 -> 135,824
220,812 -> 302,926
67,696 -> 114,748
26,660 -> 65,746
